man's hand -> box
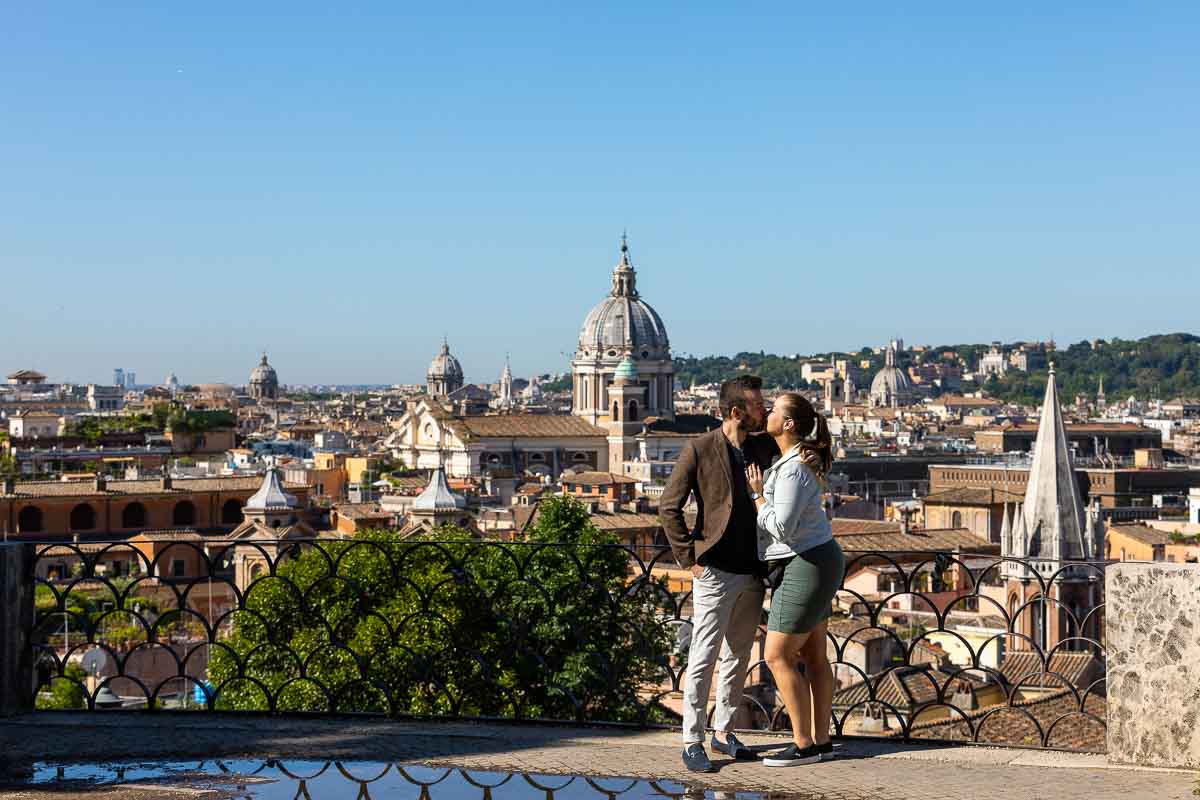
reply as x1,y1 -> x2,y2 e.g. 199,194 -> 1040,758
691,564 -> 704,578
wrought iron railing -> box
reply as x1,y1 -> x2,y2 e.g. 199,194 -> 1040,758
27,537 -> 1108,752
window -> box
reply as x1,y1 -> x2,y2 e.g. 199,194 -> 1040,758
173,501 -> 197,526
171,559 -> 186,577
221,499 -> 243,525
122,502 -> 147,528
952,511 -> 963,528
70,504 -> 96,531
17,505 -> 43,533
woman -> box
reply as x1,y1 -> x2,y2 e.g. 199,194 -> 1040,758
746,392 -> 844,767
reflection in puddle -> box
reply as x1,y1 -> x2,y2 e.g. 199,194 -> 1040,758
26,761 -> 778,800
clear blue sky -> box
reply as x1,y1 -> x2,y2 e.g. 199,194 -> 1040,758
3,3 -> 1197,386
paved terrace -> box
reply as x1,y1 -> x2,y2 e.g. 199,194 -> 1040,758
0,715 -> 1195,800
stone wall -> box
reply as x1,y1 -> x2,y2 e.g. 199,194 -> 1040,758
1107,561 -> 1200,769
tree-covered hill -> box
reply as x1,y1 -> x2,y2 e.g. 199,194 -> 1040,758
673,333 -> 1200,405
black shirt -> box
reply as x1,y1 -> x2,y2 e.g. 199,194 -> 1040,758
701,436 -> 768,577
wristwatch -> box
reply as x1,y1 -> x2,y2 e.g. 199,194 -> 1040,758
749,491 -> 761,500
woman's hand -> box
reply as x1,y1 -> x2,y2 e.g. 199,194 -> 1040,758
746,463 -> 764,495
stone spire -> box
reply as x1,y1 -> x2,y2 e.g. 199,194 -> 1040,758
1018,364 -> 1088,562
498,355 -> 513,408
1000,503 -> 1013,555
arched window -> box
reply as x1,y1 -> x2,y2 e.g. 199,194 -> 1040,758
70,504 -> 96,531
17,505 -> 43,533
173,501 -> 196,526
221,499 -> 243,525
121,502 -> 147,528
628,400 -> 638,421
612,401 -> 620,419
951,511 -> 963,528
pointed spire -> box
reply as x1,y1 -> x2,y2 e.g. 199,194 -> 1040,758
1019,364 -> 1088,562
245,467 -> 299,511
412,464 -> 466,513
1012,502 -> 1029,555
1000,503 -> 1013,554
1085,501 -> 1105,561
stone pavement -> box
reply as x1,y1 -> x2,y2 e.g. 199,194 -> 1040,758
0,714 -> 1195,800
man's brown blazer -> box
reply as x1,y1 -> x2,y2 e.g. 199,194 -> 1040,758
658,427 -> 780,569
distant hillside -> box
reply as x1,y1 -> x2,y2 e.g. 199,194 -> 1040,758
673,333 -> 1200,406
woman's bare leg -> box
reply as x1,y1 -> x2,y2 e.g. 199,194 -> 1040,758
799,620 -> 834,745
764,630 -> 813,747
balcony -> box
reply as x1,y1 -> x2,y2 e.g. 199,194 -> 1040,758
0,538 -> 1196,798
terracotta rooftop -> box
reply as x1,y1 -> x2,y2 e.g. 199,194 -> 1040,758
931,396 -> 1002,407
1105,523 -> 1173,546
454,414 -> 607,440
923,487 -> 1025,505
834,665 -> 987,711
834,523 -> 997,554
903,689 -> 1106,751
563,471 -> 639,486
826,617 -> 895,642
2,475 -> 306,499
998,651 -> 1101,691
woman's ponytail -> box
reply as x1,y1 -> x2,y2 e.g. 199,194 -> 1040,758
778,392 -> 834,478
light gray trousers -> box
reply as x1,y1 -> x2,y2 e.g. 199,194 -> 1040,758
682,565 -> 765,745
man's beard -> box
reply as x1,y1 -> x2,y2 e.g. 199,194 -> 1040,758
739,414 -> 766,434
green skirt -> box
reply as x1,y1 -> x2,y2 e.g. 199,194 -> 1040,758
767,539 -> 845,634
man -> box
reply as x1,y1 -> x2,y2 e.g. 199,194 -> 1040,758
660,375 -> 779,772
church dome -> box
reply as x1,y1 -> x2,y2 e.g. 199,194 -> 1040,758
577,239 -> 669,359
427,340 -> 464,381
250,354 -> 277,384
869,345 -> 914,407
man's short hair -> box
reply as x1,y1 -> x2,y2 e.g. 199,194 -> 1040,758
719,375 -> 763,418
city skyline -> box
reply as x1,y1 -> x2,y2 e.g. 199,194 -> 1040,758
7,325 -> 1193,389
4,4 -> 1199,383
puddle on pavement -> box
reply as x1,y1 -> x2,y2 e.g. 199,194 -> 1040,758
23,761 -> 785,800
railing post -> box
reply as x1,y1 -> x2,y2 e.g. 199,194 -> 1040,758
1106,561 -> 1200,769
0,543 -> 35,717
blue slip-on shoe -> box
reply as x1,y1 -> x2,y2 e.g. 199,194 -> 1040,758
711,732 -> 756,761
817,741 -> 834,761
682,743 -> 716,773
762,743 -> 821,767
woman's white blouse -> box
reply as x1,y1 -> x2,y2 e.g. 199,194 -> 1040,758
755,443 -> 834,561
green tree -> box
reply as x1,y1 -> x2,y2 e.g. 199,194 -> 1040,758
207,496 -> 674,722
37,662 -> 87,710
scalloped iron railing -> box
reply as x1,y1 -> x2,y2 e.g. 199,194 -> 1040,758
27,538 -> 1108,752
